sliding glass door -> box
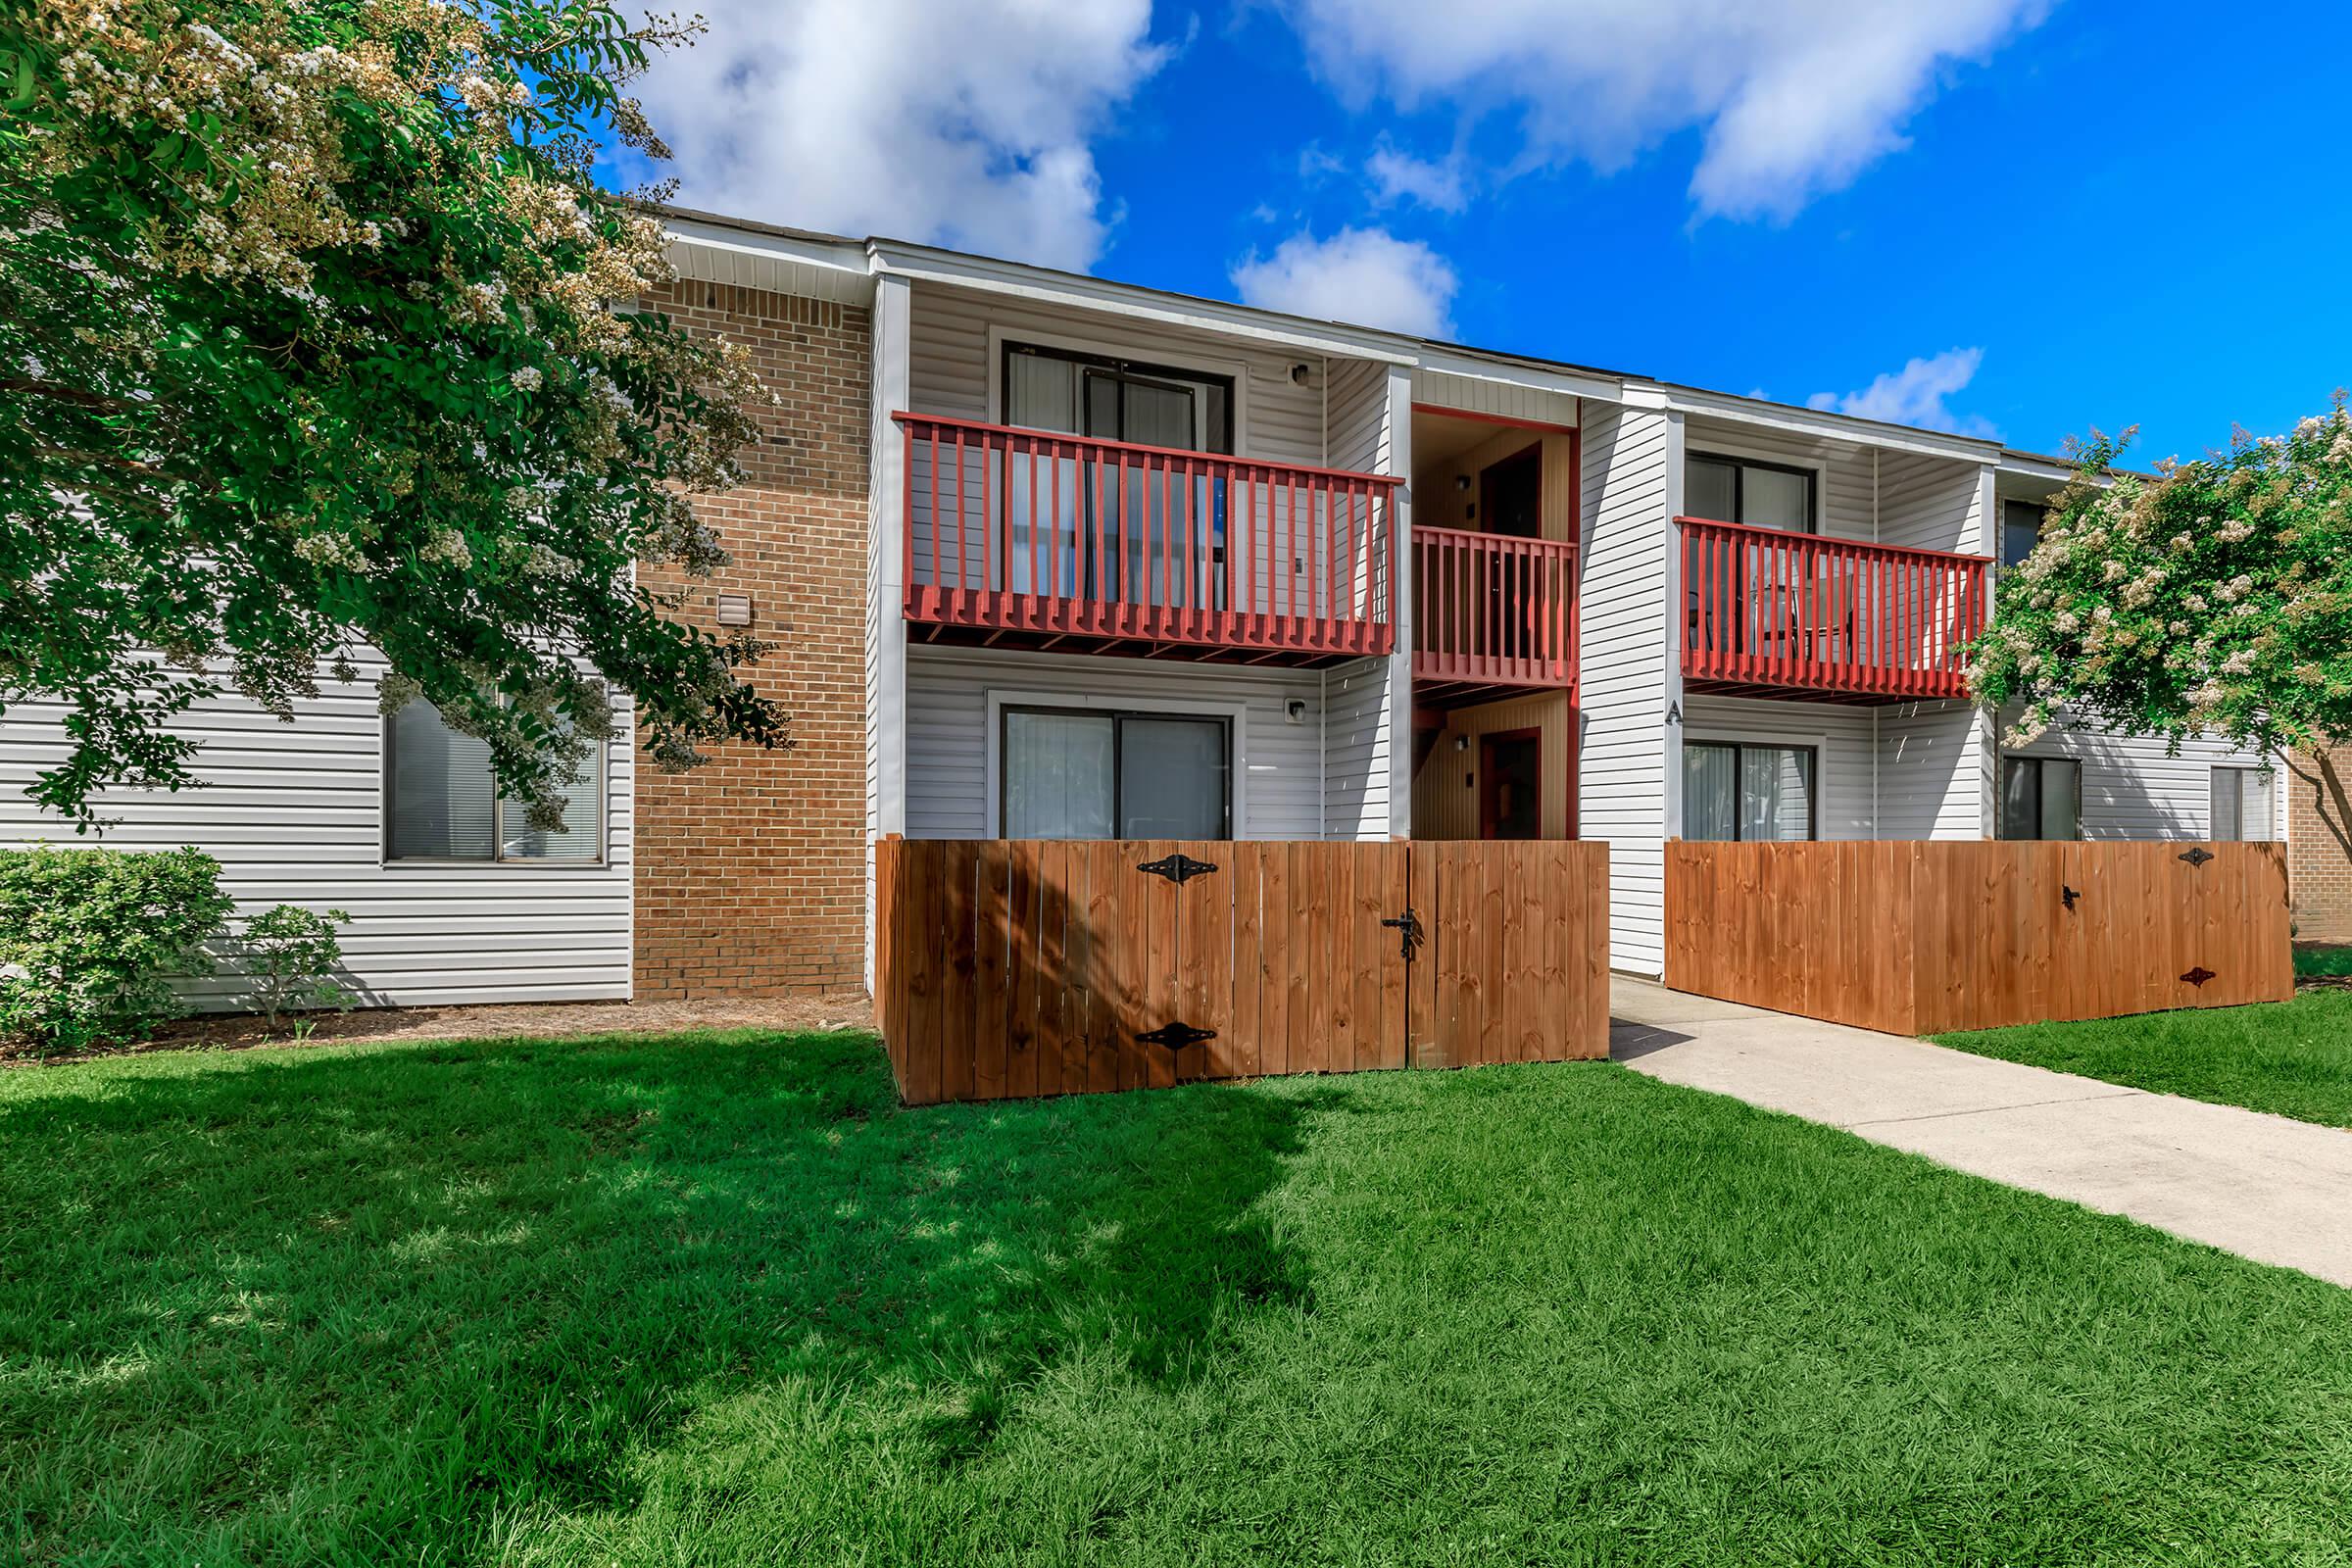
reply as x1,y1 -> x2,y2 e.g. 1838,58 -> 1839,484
1003,343 -> 1233,610
1002,707 -> 1231,839
1683,741 -> 1817,842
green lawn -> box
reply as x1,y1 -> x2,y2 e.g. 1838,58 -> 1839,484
1936,989 -> 2352,1130
8,1034 -> 2352,1566
2298,944 -> 2352,978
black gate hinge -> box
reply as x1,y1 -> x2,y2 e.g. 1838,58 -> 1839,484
1138,1020 -> 1217,1049
1381,907 -> 1426,961
2179,847 -> 2216,868
1138,852 -> 1218,886
2181,967 -> 2216,988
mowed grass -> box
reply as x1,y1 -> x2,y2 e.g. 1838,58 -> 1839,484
1937,988 -> 2352,1129
8,1033 -> 2352,1566
2298,944 -> 2352,978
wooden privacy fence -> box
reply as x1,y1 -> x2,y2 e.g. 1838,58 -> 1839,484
876,838 -> 1611,1105
1664,840 -> 2294,1036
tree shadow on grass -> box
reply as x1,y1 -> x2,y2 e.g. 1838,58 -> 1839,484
0,1031 -> 1332,1561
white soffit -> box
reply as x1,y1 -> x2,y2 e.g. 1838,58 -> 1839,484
1663,383 -> 1999,465
1414,349 -> 1620,412
663,216 -> 875,307
867,239 -> 1421,367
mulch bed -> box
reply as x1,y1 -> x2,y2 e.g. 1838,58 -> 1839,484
6,990 -> 876,1066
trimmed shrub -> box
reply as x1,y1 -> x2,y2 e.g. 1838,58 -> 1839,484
0,845 -> 233,1054
238,905 -> 355,1029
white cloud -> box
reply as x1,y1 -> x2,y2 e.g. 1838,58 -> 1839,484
1367,144 -> 1470,213
633,0 -> 1163,271
1806,348 -> 1997,437
1277,0 -> 2049,220
1298,142 -> 1351,180
1231,227 -> 1459,336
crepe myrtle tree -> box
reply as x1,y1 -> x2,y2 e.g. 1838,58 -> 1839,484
1969,402 -> 2352,857
0,0 -> 785,830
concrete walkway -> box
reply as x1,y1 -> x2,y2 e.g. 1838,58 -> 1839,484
1612,976 -> 2352,1287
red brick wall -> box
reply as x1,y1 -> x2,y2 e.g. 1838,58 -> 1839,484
633,281 -> 870,995
2289,746 -> 2352,943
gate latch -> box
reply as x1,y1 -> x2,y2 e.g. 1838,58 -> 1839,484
2179,847 -> 2216,868
1381,907 -> 1426,961
2061,885 -> 2082,911
1138,1020 -> 1217,1049
2181,966 -> 2216,988
1138,852 -> 1218,886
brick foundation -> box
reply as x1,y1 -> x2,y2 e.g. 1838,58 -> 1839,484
632,282 -> 870,996
2288,746 -> 2352,944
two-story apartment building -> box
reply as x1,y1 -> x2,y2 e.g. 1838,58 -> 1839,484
0,206 -> 2292,1006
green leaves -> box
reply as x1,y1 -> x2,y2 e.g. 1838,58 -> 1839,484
1,0 -> 779,826
1971,406 -> 2352,757
0,844 -> 234,1053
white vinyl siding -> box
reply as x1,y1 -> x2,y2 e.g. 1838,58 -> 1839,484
1877,450 -> 1986,555
1323,357 -> 1401,840
905,645 -> 1327,840
1683,417 -> 1871,540
1322,657 -> 1392,841
2000,707 -> 2281,841
1683,696 -> 1877,839
907,282 -> 1327,465
1411,368 -> 1580,428
1578,400 -> 1675,973
1878,699 -> 1991,840
0,660 -> 634,1007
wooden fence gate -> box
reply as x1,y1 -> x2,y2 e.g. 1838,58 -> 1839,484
1664,840 -> 2294,1035
875,838 -> 1610,1105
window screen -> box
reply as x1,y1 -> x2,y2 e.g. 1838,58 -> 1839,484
1002,708 -> 1231,839
1687,454 -> 1816,532
2211,766 -> 2276,842
386,697 -> 604,862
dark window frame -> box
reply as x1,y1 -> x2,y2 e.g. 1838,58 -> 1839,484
998,704 -> 1234,840
1000,340 -> 1235,455
2001,499 -> 2047,568
1688,450 -> 1820,534
1683,739 -> 1821,842
381,694 -> 610,867
2210,764 -> 2275,842
1997,754 -> 2082,842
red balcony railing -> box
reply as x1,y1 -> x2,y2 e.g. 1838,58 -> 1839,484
1680,516 -> 1989,701
1411,526 -> 1578,691
897,413 -> 1398,660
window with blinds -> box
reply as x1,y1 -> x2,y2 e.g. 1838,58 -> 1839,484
2210,765 -> 2276,842
1682,741 -> 1817,842
385,697 -> 605,863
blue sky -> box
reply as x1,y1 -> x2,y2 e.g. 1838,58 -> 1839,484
629,1 -> 2351,461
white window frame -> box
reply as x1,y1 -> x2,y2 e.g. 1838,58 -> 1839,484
986,321 -> 1255,459
984,686 -> 1250,840
379,693 -> 612,869
1684,443 -> 1826,533
2210,763 -> 2277,843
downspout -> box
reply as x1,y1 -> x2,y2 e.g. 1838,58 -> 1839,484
1319,668 -> 1329,840
1873,449 -> 1881,835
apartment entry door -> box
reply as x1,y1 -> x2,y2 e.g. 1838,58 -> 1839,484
1475,444 -> 1544,662
1479,728 -> 1543,840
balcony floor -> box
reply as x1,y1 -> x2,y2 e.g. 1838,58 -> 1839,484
907,615 -> 1372,669
1682,673 -> 1968,708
